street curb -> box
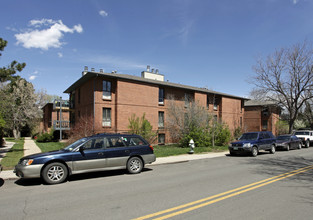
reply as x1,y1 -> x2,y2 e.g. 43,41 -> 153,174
0,151 -> 228,180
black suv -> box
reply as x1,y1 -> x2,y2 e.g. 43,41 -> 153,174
229,131 -> 276,157
15,133 -> 156,184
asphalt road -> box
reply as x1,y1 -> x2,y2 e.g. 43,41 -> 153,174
1,148 -> 313,220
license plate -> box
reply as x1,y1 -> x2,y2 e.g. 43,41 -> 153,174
234,147 -> 238,150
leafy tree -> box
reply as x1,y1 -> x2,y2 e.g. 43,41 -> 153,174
128,113 -> 156,143
251,42 -> 313,133
275,120 -> 289,135
0,38 -> 26,82
2,79 -> 42,139
0,112 -> 5,146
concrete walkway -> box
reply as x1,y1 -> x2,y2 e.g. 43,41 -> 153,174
0,141 -> 15,163
23,137 -> 41,156
0,139 -> 228,180
0,137 -> 42,180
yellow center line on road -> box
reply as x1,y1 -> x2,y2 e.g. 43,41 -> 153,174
133,164 -> 313,220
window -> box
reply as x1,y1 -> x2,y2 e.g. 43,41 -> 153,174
78,88 -> 81,104
240,117 -> 242,128
262,120 -> 268,130
185,93 -> 192,107
102,108 -> 111,127
158,134 -> 165,144
207,95 -> 210,109
124,137 -> 146,146
213,97 -> 220,110
159,88 -> 164,104
158,111 -> 164,128
109,137 -> 126,148
103,80 -> 112,100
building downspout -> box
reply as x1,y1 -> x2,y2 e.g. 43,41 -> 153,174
93,75 -> 98,132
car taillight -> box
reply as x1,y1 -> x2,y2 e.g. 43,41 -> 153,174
149,145 -> 154,151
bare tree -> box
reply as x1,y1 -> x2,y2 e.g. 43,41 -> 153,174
251,42 -> 313,132
36,88 -> 60,108
67,114 -> 95,144
166,96 -> 212,145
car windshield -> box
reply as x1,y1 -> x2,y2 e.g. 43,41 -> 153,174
294,131 -> 309,135
63,138 -> 88,151
239,133 -> 258,140
277,136 -> 290,141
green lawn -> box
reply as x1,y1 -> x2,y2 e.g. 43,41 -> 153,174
1,138 -> 24,170
153,144 -> 228,157
35,141 -> 66,152
0,139 -> 228,170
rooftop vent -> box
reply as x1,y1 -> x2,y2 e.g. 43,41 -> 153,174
141,65 -> 164,81
82,66 -> 88,76
100,69 -> 104,73
91,68 -> 95,72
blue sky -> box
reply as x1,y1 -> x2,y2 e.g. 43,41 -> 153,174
1,0 -> 313,99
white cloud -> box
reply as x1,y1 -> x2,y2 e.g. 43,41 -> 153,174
99,10 -> 108,17
29,75 -> 37,81
15,19 -> 83,50
293,0 -> 299,4
58,52 -> 63,58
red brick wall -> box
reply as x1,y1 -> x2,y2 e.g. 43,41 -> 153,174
70,75 -> 247,143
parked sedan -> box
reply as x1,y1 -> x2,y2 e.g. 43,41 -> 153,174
276,135 -> 302,151
14,133 -> 156,184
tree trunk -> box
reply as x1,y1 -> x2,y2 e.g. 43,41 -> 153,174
13,129 -> 21,139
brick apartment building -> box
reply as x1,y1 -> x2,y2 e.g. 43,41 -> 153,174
244,100 -> 281,136
63,66 -> 248,144
41,101 -> 70,133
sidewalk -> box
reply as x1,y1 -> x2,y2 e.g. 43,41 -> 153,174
0,139 -> 227,180
0,137 -> 41,180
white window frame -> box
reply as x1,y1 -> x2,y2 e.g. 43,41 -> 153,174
159,88 -> 164,105
102,108 -> 111,127
103,80 -> 112,100
158,111 -> 164,128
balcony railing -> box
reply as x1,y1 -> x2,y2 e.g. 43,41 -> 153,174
53,100 -> 70,110
53,120 -> 71,130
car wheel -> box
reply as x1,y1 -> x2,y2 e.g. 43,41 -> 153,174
306,140 -> 310,148
270,145 -> 276,154
127,157 -> 143,174
298,143 -> 302,149
229,151 -> 236,156
42,162 -> 68,184
251,146 -> 258,157
286,144 -> 290,151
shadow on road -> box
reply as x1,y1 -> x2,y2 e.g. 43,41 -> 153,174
246,155 -> 313,183
14,168 -> 153,186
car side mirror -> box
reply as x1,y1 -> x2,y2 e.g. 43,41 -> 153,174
79,146 -> 85,156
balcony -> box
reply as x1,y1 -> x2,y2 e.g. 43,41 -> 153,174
53,100 -> 70,110
53,120 -> 71,130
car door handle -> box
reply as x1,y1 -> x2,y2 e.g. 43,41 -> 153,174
98,152 -> 104,156
125,150 -> 130,153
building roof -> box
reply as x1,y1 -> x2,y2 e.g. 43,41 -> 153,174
244,100 -> 278,107
64,71 -> 249,100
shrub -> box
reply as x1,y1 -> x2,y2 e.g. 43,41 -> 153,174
179,128 -> 211,148
210,121 -> 232,146
128,113 -> 157,143
36,130 -> 57,142
233,126 -> 242,140
214,124 -> 231,146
